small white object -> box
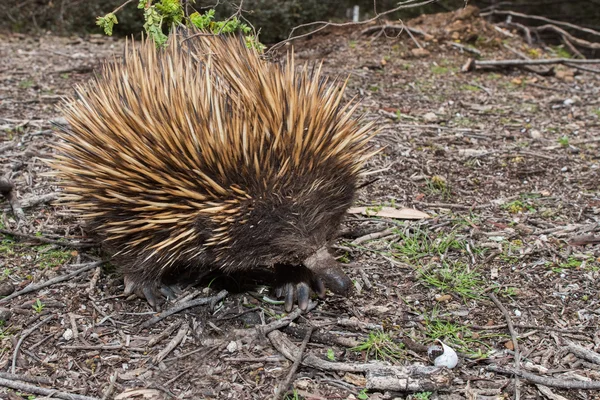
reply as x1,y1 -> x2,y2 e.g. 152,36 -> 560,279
226,341 -> 238,353
514,309 -> 522,317
563,98 -> 575,106
428,340 -> 458,369
561,166 -> 568,172
62,328 -> 74,341
352,5 -> 360,22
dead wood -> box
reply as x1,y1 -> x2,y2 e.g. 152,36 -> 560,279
0,261 -> 104,304
0,228 -> 96,249
138,289 -> 228,330
12,315 -> 54,374
482,9 -> 600,39
490,293 -> 521,399
565,342 -> 600,365
463,57 -> 600,72
275,325 -> 314,398
0,376 -> 100,400
487,365 -> 600,390
268,330 -> 453,392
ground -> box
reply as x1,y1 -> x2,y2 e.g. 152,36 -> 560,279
1,7 -> 600,400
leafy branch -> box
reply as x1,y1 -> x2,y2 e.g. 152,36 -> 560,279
95,0 -> 262,49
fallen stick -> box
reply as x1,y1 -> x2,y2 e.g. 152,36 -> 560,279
490,293 -> 521,399
12,315 -> 55,374
463,57 -> 600,72
275,326 -> 314,398
536,24 -> 600,50
488,365 -> 600,390
0,376 -> 100,400
0,261 -> 104,304
138,289 -> 228,330
565,341 -> 600,365
152,324 -> 189,364
268,330 -> 452,392
0,228 -> 96,249
482,9 -> 600,39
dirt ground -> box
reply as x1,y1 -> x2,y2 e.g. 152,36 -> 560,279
1,7 -> 600,400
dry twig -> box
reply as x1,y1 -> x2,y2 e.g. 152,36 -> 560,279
267,0 -> 438,53
12,315 -> 54,374
489,293 -> 520,400
0,377 -> 100,400
275,326 -> 314,398
0,261 -> 104,304
138,289 -> 228,330
488,365 -> 600,390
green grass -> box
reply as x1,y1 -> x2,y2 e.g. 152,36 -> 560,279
351,330 -> 404,362
423,316 -> 504,357
18,79 -> 34,89
284,390 -> 303,400
431,65 -> 449,75
551,45 -> 572,59
502,200 -> 536,214
412,392 -> 433,400
459,84 -> 480,92
392,228 -> 471,262
558,135 -> 569,147
418,261 -> 484,300
35,245 -> 73,269
425,175 -> 451,199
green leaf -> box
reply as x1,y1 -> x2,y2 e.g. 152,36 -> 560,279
96,13 -> 118,36
189,9 -> 215,30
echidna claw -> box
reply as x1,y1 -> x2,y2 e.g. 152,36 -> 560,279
123,274 -> 183,311
274,264 -> 336,312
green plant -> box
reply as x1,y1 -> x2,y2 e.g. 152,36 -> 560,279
392,228 -> 471,262
358,389 -> 369,400
36,247 -> 73,269
326,348 -> 335,361
551,45 -> 572,59
33,299 -> 45,313
558,135 -> 569,147
423,317 -> 499,357
412,392 -> 432,400
97,1 -> 263,50
418,262 -> 484,300
351,330 -> 404,362
284,389 -> 302,400
425,175 -> 451,199
18,79 -> 34,89
431,65 -> 449,75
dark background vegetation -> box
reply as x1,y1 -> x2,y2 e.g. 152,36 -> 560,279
1,0 -> 598,43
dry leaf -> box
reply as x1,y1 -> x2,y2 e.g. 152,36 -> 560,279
348,206 -> 429,220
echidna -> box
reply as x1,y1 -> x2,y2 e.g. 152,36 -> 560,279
50,31 -> 377,311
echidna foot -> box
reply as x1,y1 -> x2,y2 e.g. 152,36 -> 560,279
275,274 -> 327,312
123,275 -> 183,311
